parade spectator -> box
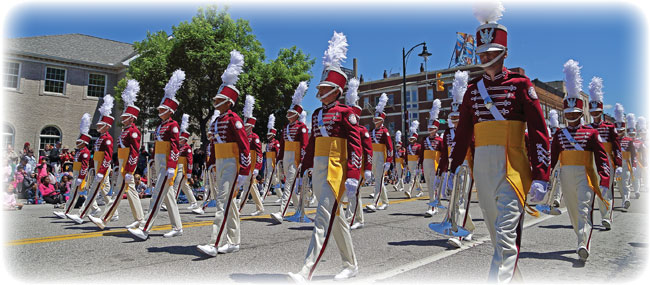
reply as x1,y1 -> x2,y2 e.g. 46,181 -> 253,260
39,176 -> 64,207
12,165 -> 25,195
49,142 -> 61,174
20,142 -> 31,157
24,150 -> 37,174
134,174 -> 147,199
136,147 -> 150,176
2,158 -> 12,185
6,144 -> 20,166
21,172 -> 37,201
3,184 -> 23,211
58,174 -> 71,198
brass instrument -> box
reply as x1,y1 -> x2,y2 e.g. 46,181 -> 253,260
429,165 -> 471,237
535,164 -> 562,215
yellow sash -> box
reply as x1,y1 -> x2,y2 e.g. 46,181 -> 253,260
117,148 -> 131,175
560,150 -> 609,208
73,161 -> 82,172
622,151 -> 633,173
475,120 -> 535,215
602,142 -> 614,161
372,143 -> 387,159
266,151 -> 277,167
155,141 -> 170,156
284,141 -> 301,167
424,150 -> 441,172
93,151 -> 105,170
178,157 -> 188,174
396,157 -> 404,165
407,155 -> 418,162
250,150 -> 257,175
315,137 -> 348,203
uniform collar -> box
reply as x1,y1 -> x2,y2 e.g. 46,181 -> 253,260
567,124 -> 582,130
323,100 -> 339,109
482,67 -> 508,82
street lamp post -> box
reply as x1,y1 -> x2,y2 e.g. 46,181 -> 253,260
402,42 -> 431,136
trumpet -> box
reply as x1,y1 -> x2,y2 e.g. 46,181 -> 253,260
429,164 -> 471,237
535,164 -> 562,215
286,165 -> 312,223
427,172 -> 448,210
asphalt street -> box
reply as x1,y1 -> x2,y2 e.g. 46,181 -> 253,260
2,183 -> 648,284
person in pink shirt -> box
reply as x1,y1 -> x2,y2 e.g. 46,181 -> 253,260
39,176 -> 64,207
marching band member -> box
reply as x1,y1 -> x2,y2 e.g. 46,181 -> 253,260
270,82 -> 310,224
547,110 -> 563,207
196,50 -> 250,256
288,31 -> 361,282
393,131 -> 406,192
365,93 -> 394,212
53,114 -> 91,219
175,114 -> 199,210
67,95 -> 116,224
448,3 -> 550,281
239,95 -> 265,216
193,110 -> 219,215
89,80 -> 145,229
344,78 -> 372,230
263,114 -> 282,201
549,59 -> 610,261
633,117 -> 646,197
420,99 -> 443,217
404,120 -> 423,198
588,77 -> 620,230
128,70 -> 186,240
619,112 -> 637,209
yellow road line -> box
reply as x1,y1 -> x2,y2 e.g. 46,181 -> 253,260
5,196 -> 429,246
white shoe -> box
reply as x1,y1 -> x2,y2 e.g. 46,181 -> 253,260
90,209 -> 101,217
415,191 -> 423,198
377,204 -> 388,210
577,246 -> 589,261
350,222 -> 364,230
217,243 -> 240,254
271,212 -> 284,224
274,199 -> 282,203
53,211 -> 66,219
110,215 -> 119,222
287,272 -> 307,283
250,210 -> 264,216
89,215 -> 106,230
334,266 -> 358,281
404,191 -> 411,198
192,208 -> 205,215
424,209 -> 435,217
624,200 -> 631,209
447,238 -> 462,248
197,244 -> 217,257
187,202 -> 198,210
163,229 -> 183,238
365,205 -> 377,212
126,220 -> 142,229
369,193 -> 375,198
127,227 -> 148,240
463,233 -> 473,242
309,197 -> 317,206
68,214 -> 84,224
602,219 -> 612,230
552,199 -> 561,208
161,204 -> 167,211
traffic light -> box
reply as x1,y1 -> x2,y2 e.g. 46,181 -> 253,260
436,72 -> 445,92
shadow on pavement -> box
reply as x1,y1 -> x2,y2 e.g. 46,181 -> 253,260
388,239 -> 450,247
629,242 -> 647,248
519,250 -> 585,267
538,224 -> 573,229
388,213 -> 425,217
147,245 -> 205,258
288,226 -> 313,231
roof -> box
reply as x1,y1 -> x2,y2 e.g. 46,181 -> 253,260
5,34 -> 136,67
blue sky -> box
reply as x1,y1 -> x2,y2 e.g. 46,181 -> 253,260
4,1 -> 647,119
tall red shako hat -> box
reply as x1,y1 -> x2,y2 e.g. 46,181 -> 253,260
395,130 -> 402,146
288,81 -> 308,116
121,79 -> 140,120
180,114 -> 190,140
588,76 -> 604,112
614,103 -> 626,132
374,93 -> 388,120
562,59 -> 584,114
97,94 -> 115,127
267,114 -> 277,136
77,113 -> 92,145
214,50 -> 244,107
317,31 -> 348,99
243,95 -> 256,127
474,1 -> 507,55
427,99 -> 442,129
409,120 -> 420,140
158,69 -> 185,115
345,77 -> 361,116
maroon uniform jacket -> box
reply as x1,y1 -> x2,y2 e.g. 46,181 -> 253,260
358,125 -> 373,172
248,132 -> 263,171
405,142 -> 421,165
75,146 -> 91,180
179,143 -> 193,174
211,110 -> 251,176
395,146 -> 406,163
621,136 -> 637,167
266,137 -> 280,154
449,68 -> 550,182
154,118 -> 180,170
302,101 -> 362,180
371,125 -> 394,163
551,125 -> 610,187
278,120 -> 309,164
438,128 -> 475,175
119,123 -> 141,174
418,134 -> 443,166
205,141 -> 215,167
93,132 -> 113,176
591,120 -> 622,167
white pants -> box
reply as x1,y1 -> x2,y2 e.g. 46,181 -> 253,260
423,158 -> 436,205
371,152 -> 388,206
474,145 -> 524,283
209,157 -> 240,247
263,158 -> 281,198
278,151 -> 300,217
62,170 -> 83,215
141,154 -> 182,232
240,173 -> 264,213
77,168 -> 111,218
200,165 -> 217,211
633,166 -> 642,195
406,161 -> 423,196
346,175 -> 364,225
620,160 -> 632,203
394,162 -> 405,191
298,156 -> 357,279
560,165 -> 595,252
451,161 -> 476,234
173,165 -> 197,204
597,158 -> 614,224
101,158 -> 144,225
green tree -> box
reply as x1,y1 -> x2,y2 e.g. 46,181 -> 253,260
115,5 -> 314,147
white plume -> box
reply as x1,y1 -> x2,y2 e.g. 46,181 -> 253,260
79,113 -> 91,134
300,110 -> 307,124
322,31 -> 348,69
292,81 -> 308,106
637,116 -> 646,130
243,95 -> 255,119
267,114 -> 276,130
588,76 -> 604,102
99,94 -> 114,117
345,78 -> 360,107
376,93 -> 388,114
563,59 -> 582,99
180,114 -> 189,133
409,120 -> 420,135
164,69 -> 185,101
209,109 -> 219,126
395,130 -> 402,143
473,1 -> 505,24
548,109 -> 559,129
448,116 -> 455,128
627,113 -> 636,128
221,50 -> 244,86
122,79 -> 140,106
614,103 -> 625,123
451,70 -> 469,104
429,99 -> 442,121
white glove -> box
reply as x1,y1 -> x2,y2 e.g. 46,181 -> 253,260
345,178 -> 359,200
166,168 -> 175,177
125,173 -> 134,183
364,170 -> 372,182
253,169 -> 259,176
383,162 -> 391,172
186,173 -> 191,179
306,168 -> 313,176
236,174 -> 247,189
75,178 -> 83,185
95,173 -> 104,180
529,180 -> 548,203
615,167 -> 623,176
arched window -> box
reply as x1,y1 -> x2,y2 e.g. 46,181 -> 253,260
2,123 -> 14,149
39,126 -> 61,150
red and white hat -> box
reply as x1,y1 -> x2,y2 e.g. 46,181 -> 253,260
243,95 -> 256,127
562,59 -> 584,114
97,94 -> 115,127
474,1 -> 507,54
428,99 -> 442,129
77,113 -> 92,145
214,50 -> 244,106
317,31 -> 348,96
409,120 -> 420,140
121,79 -> 141,119
374,93 -> 388,120
450,70 -> 469,117
159,69 -> 185,114
588,76 -> 604,112
289,81 -> 308,116
267,114 -> 277,136
614,103 -> 626,132
345,78 -> 362,116
395,130 -> 402,146
180,114 -> 190,140
626,113 -> 636,133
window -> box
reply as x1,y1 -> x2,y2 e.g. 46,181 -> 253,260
405,86 -> 418,109
426,88 -> 433,101
87,73 -> 106,97
3,62 -> 20,89
447,89 -> 453,98
388,122 -> 395,134
44,67 -> 66,94
363,96 -> 369,108
409,112 -> 419,120
387,94 -> 394,105
2,123 -> 14,149
39,126 -> 61,150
